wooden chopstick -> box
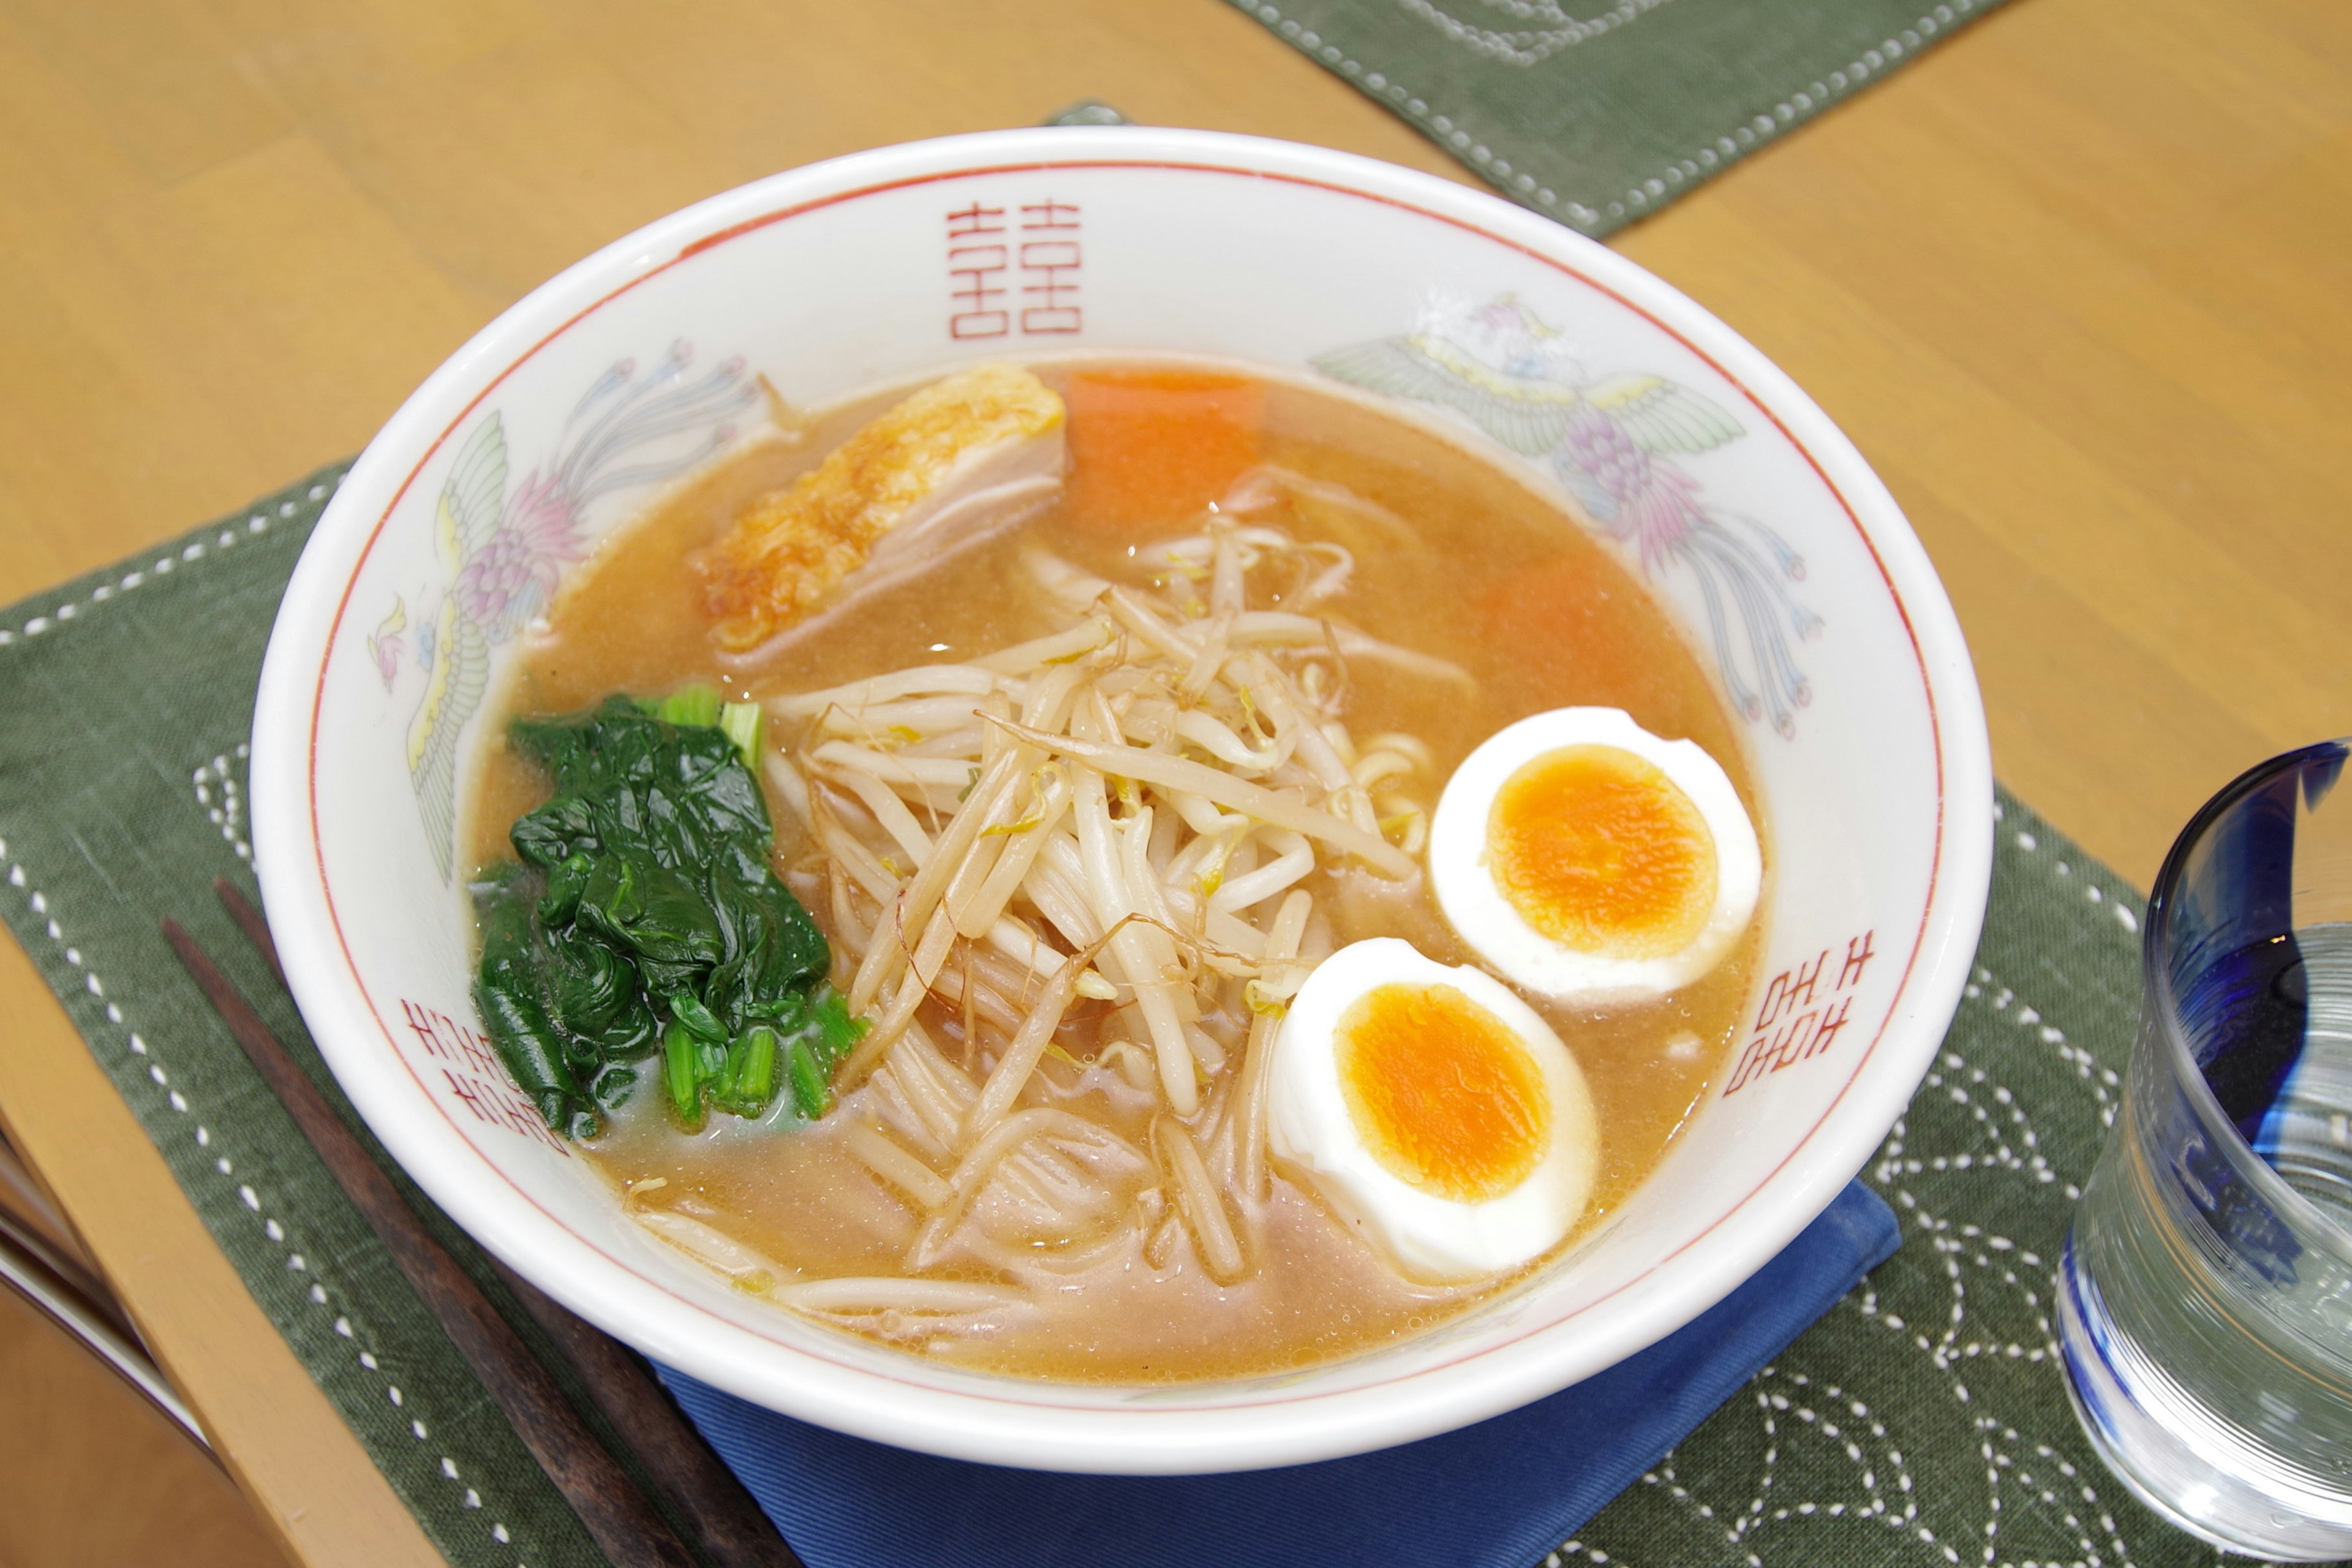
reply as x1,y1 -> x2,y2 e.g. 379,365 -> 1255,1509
165,915 -> 701,1568
213,874 -> 286,992
202,879 -> 805,1568
488,1257 -> 804,1568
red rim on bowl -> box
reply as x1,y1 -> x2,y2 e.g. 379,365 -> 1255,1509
251,127 -> 1992,1474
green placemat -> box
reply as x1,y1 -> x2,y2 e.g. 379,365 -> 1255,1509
0,474 -> 2240,1568
0,469 -> 622,1568
1231,0 -> 2011,236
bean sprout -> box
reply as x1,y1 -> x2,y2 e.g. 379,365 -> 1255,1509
761,516 -> 1434,1303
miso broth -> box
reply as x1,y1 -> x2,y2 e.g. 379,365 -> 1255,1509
467,360 -> 1761,1384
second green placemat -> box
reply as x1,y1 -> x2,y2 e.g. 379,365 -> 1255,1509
1229,0 -> 2012,236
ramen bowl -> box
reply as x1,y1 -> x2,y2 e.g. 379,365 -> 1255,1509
250,127 -> 1991,1474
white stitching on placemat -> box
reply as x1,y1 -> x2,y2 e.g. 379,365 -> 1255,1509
0,496 -> 544,1562
0,841 -> 533,1561
0,483 -> 325,647
2005,820 -> 2143,933
0,841 -> 530,1563
1245,4 -> 1575,213
1961,967 -> 2125,1139
1243,0 -> 1985,232
1393,0 -> 1675,68
192,747 -> 252,863
1566,820 -> 2153,1568
1841,978 -> 2139,1568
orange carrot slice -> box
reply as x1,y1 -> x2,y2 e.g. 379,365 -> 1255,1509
1485,556 -> 1725,747
1064,371 -> 1264,535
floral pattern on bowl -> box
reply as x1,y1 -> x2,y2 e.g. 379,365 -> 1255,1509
251,127 -> 1992,1476
375,345 -> 759,876
1316,293 -> 1820,736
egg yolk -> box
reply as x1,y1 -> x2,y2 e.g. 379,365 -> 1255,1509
1487,744 -> 1718,960
1335,983 -> 1550,1203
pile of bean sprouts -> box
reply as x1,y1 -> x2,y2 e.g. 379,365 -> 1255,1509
642,474 -> 1476,1339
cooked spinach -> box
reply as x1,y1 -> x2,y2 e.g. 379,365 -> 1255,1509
470,689 -> 861,1137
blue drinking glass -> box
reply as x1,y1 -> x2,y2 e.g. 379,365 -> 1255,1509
2059,741 -> 2352,1559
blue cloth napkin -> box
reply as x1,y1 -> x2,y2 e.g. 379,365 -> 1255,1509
658,1180 -> 1898,1568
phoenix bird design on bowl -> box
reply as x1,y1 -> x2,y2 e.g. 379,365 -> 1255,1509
1314,295 -> 1820,736
377,342 -> 761,876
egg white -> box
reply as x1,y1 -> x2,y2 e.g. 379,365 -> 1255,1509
1265,938 -> 1600,1283
1429,707 -> 1761,1006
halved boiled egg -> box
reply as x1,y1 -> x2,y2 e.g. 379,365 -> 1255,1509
1266,938 -> 1599,1283
1429,707 -> 1760,1006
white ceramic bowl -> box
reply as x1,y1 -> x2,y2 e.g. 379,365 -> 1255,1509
251,127 -> 1991,1475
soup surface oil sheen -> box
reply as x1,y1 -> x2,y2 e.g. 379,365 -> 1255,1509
469,360 -> 1760,1384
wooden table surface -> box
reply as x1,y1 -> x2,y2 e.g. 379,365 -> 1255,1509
2,0 -> 2347,1560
